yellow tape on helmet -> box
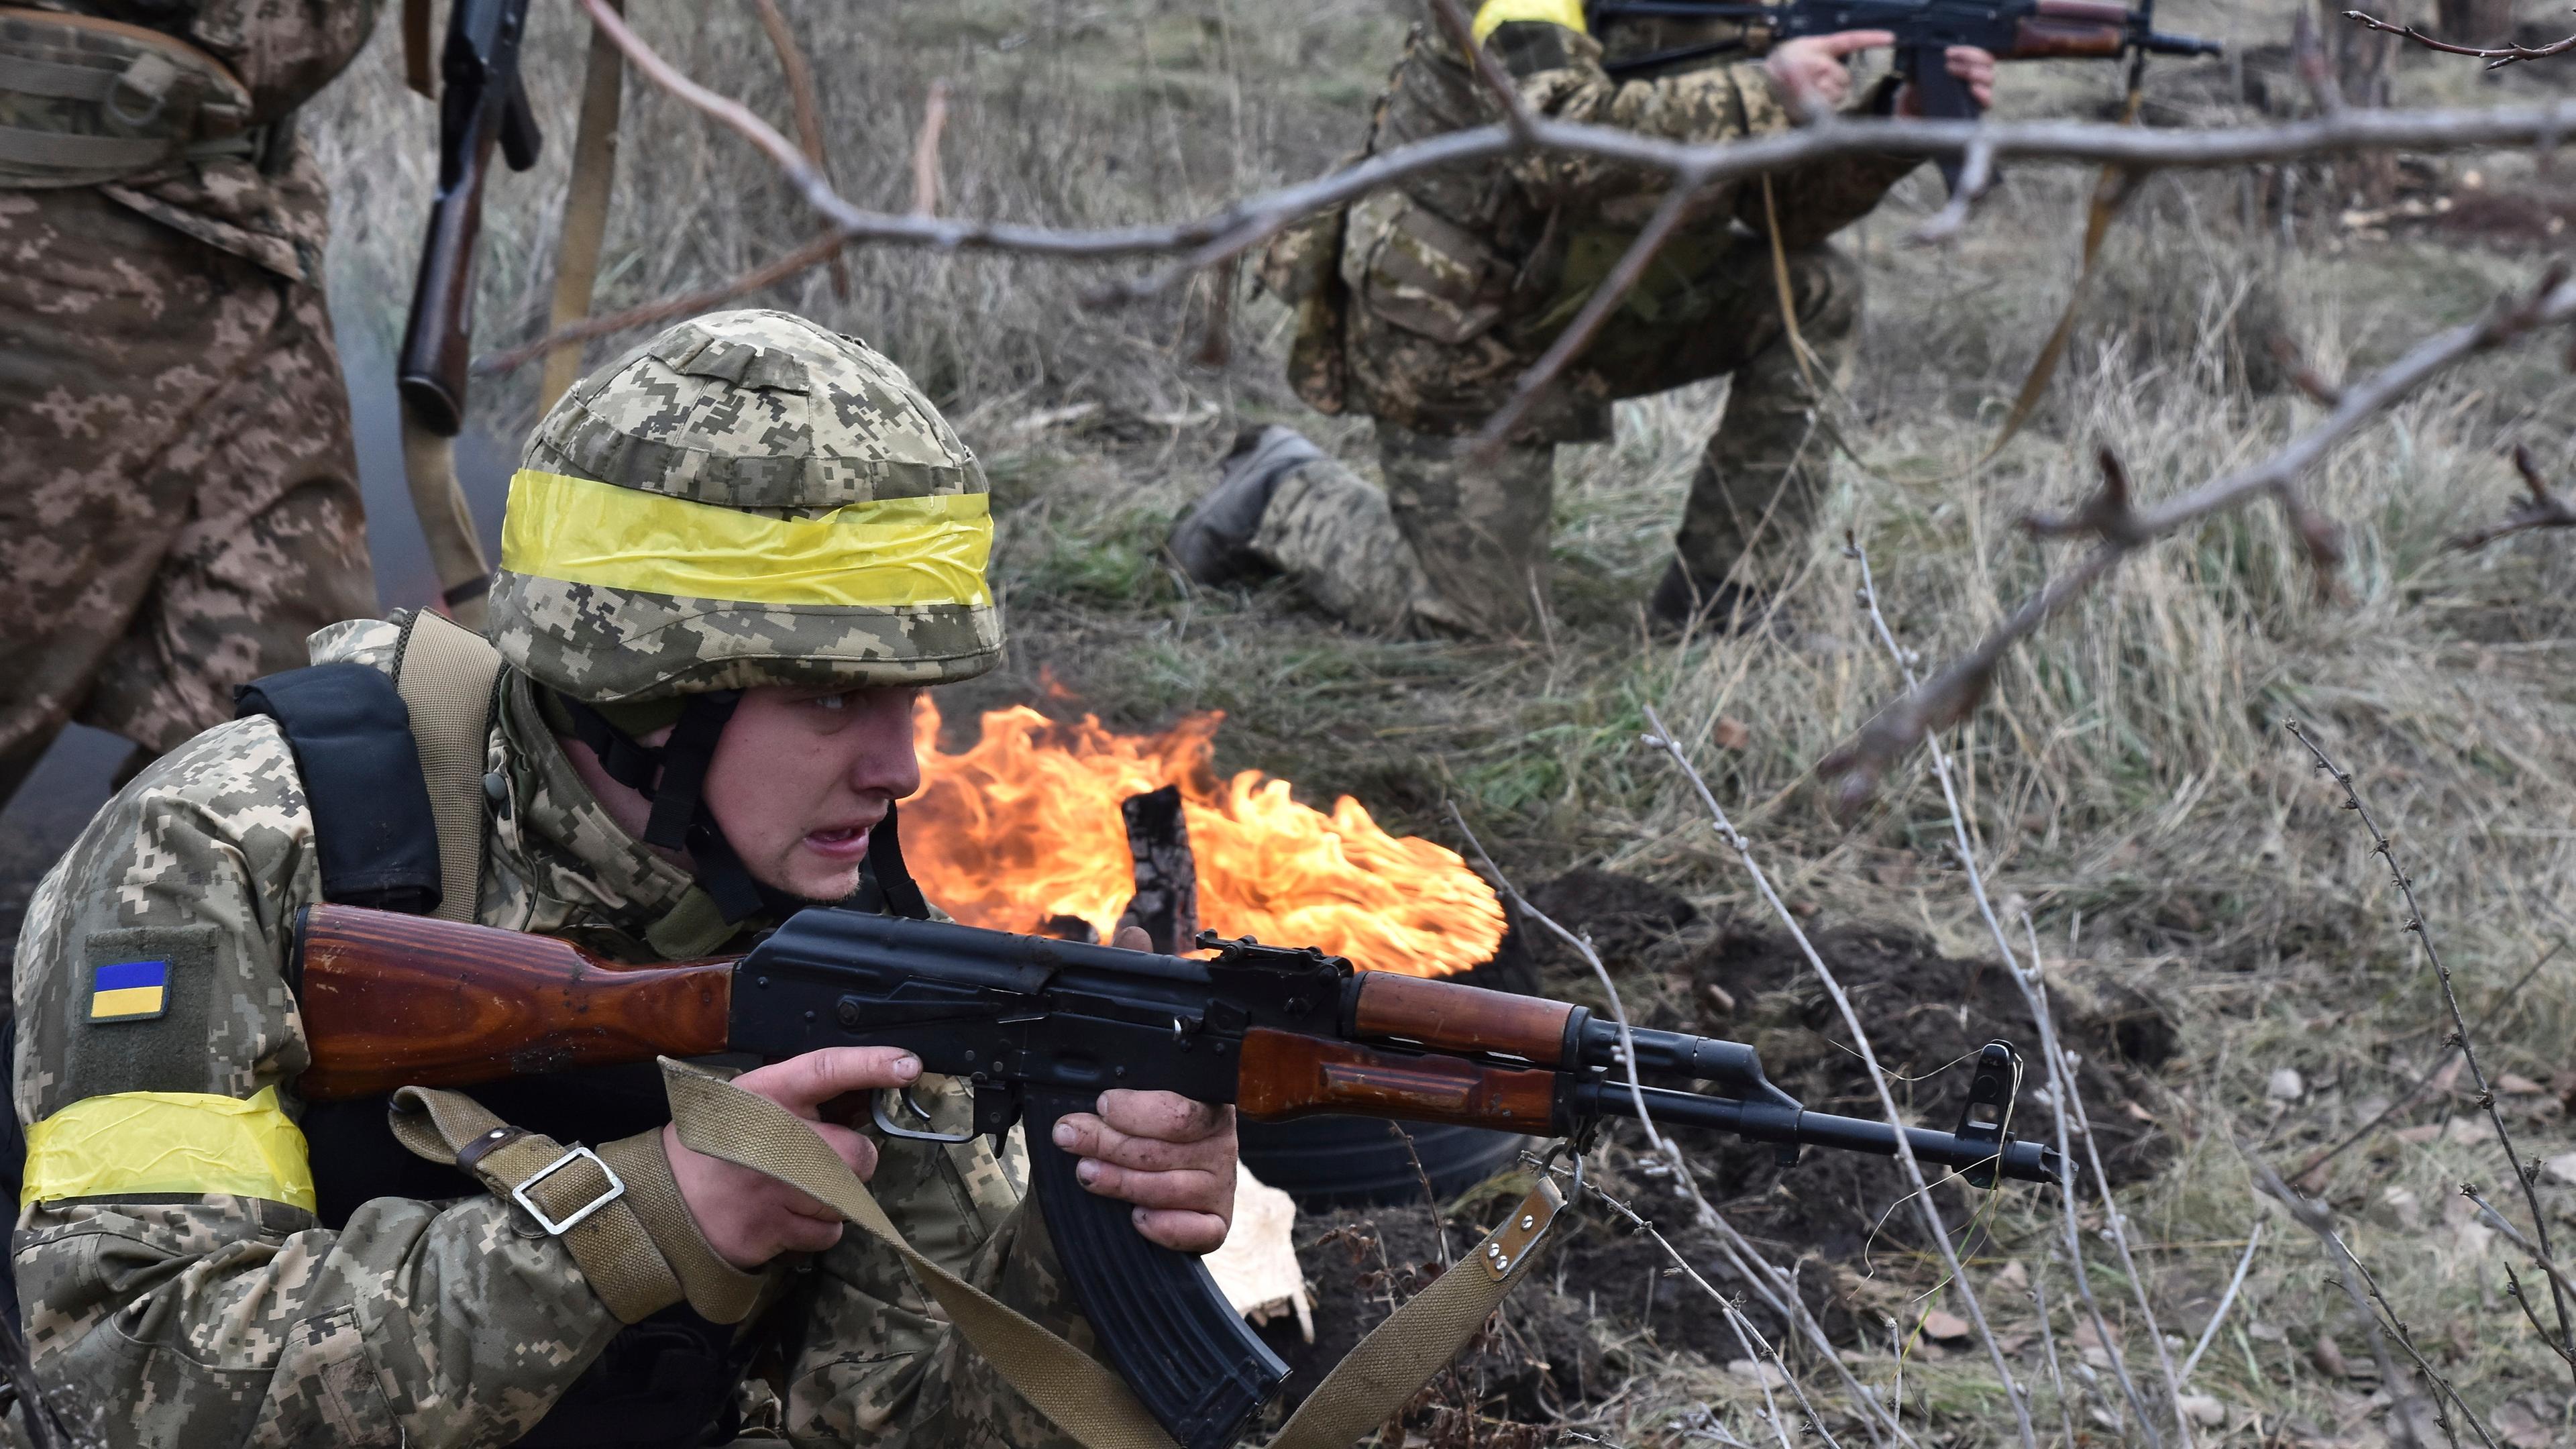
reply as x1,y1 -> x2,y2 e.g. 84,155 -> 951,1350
499,468 -> 996,609
1472,0 -> 1589,43
22,1086 -> 317,1212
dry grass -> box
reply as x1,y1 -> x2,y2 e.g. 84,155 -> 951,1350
305,1 -> 2576,1442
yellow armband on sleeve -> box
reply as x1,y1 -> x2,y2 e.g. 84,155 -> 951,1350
22,1086 -> 317,1212
1471,0 -> 1589,43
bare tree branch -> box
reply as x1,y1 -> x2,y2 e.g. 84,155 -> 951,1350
486,0 -> 2576,379
2344,9 -> 2576,69
2284,718 -> 2576,1375
2452,445 -> 2576,550
1817,268 -> 2576,811
743,0 -> 847,301
2249,1156 -> 2483,1449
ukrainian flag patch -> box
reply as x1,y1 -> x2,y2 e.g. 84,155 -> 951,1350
88,960 -> 170,1024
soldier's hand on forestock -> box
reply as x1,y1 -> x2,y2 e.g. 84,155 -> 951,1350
1048,924 -> 1241,1254
666,1045 -> 921,1268
1764,30 -> 1894,116
1895,46 -> 1998,115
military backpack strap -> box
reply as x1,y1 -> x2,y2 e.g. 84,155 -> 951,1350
0,5 -> 258,189
390,610 -> 507,924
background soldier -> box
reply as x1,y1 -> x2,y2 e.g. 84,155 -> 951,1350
1167,0 -> 1996,639
0,1 -> 381,810
10,311 -> 1235,1446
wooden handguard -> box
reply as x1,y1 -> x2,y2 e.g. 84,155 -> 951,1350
1349,972 -> 1577,1065
2015,0 -> 2127,58
295,904 -> 733,1100
1236,1029 -> 1559,1134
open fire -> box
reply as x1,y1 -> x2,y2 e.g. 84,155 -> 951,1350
901,700 -> 1505,977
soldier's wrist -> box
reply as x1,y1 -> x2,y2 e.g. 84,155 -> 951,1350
597,1128 -> 773,1324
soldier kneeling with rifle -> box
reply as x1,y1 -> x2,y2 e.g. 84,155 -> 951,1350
7,310 -> 1238,1449
1170,0 -> 2212,640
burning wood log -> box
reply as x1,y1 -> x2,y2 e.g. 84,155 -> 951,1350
1118,785 -> 1199,953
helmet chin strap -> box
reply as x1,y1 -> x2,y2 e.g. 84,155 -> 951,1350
556,690 -> 806,924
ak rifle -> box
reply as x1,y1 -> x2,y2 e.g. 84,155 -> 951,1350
399,0 -> 541,436
292,903 -> 2061,1449
1590,0 -> 2224,188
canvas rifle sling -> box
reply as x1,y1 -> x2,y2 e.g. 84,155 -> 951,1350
655,1057 -> 1568,1449
539,0 -> 626,414
390,610 -> 504,924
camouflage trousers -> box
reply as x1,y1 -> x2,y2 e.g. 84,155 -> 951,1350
0,186 -> 375,804
1258,237 -> 1860,639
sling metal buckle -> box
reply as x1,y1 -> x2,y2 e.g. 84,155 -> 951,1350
513,1145 -> 627,1235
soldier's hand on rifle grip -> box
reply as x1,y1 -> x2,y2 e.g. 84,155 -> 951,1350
1045,922 -> 1240,1254
1764,30 -> 1894,115
1896,45 -> 1998,115
666,1045 -> 922,1268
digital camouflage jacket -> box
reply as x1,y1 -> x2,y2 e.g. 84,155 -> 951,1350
1270,11 -> 1922,441
9,618 -> 1087,1449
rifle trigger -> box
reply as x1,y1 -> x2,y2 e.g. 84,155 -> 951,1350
872,1086 -> 975,1144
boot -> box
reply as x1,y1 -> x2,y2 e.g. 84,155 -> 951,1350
1165,425 -> 1324,586
1647,558 -> 1761,638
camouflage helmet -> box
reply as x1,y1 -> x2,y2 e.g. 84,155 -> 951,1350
485,309 -> 1003,703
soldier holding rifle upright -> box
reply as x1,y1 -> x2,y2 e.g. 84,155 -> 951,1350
0,0 -> 380,811
1167,0 -> 2000,639
8,311 -> 1236,1447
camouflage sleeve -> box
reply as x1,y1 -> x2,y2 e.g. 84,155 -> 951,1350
9,718 -> 623,1448
1487,23 -> 1920,240
1486,21 -> 1792,210
1732,76 -> 1923,247
780,1076 -> 1097,1449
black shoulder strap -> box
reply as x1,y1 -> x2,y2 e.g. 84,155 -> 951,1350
234,664 -> 444,916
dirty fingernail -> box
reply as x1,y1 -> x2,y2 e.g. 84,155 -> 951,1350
1077,1159 -> 1101,1185
1053,1122 -> 1077,1148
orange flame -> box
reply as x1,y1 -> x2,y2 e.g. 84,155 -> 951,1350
902,700 -> 1505,977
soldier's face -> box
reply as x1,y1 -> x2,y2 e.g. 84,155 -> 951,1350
702,684 -> 926,902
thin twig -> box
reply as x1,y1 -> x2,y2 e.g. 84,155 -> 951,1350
910,79 -> 951,219
2249,1157 -> 2498,1449
1585,1178 -> 1841,1449
1819,268 -> 2576,810
2178,1222 -> 2265,1385
1467,176 -> 1705,458
476,233 -> 847,376
2031,1275 -> 2082,1449
1639,704 -> 2043,1449
2288,941 -> 2565,1182
1461,811 -> 1913,1449
2451,445 -> 2576,550
1849,534 -> 2182,1446
2343,9 -> 2576,68
743,0 -> 847,301
2284,718 -> 2576,1373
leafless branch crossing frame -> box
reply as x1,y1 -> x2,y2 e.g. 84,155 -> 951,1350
1817,268 -> 2576,809
489,1 -> 2576,388
2343,9 -> 2576,68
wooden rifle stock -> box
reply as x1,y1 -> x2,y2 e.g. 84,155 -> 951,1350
295,904 -> 732,1100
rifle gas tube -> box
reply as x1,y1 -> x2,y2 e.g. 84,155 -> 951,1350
295,904 -> 2062,1449
1589,0 -> 2222,189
